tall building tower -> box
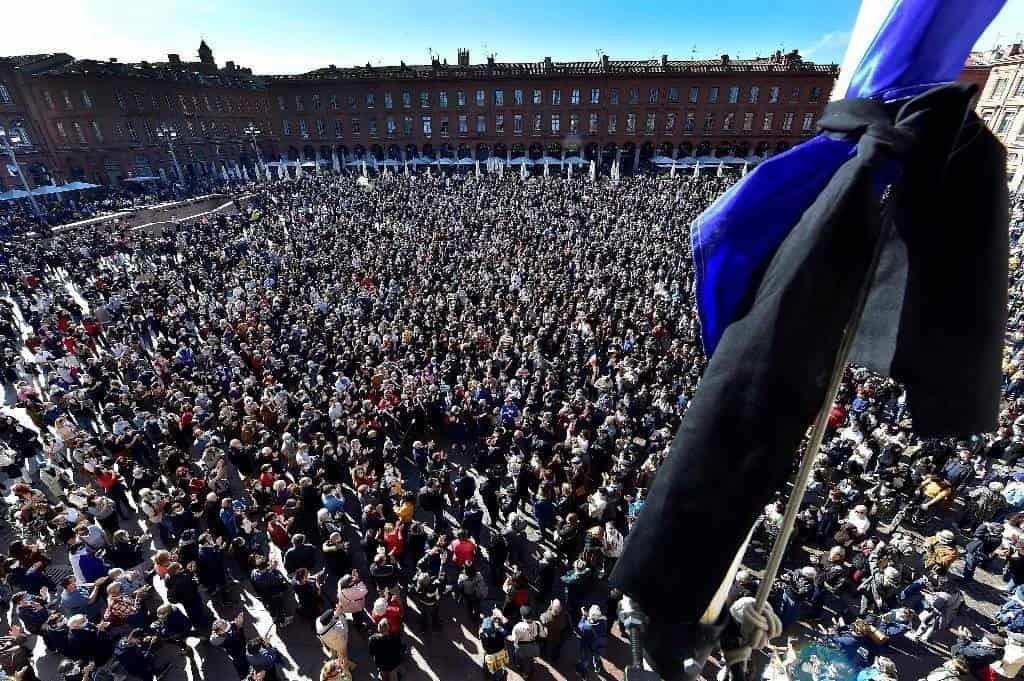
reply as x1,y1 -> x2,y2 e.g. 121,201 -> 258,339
198,40 -> 214,66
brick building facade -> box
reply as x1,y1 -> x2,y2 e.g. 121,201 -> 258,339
0,55 -> 68,190
1,42 -> 275,187
270,49 -> 837,171
0,42 -> 838,188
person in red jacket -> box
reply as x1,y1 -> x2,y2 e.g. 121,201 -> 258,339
450,529 -> 478,568
95,467 -> 133,518
371,592 -> 404,635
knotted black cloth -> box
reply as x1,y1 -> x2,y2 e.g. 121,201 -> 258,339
610,83 -> 1007,679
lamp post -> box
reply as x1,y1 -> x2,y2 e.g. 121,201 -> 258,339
243,124 -> 265,178
155,124 -> 183,184
0,127 -> 42,218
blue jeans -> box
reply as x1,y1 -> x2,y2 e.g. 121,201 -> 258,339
963,550 -> 982,583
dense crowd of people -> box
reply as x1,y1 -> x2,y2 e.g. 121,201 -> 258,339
0,171 -> 1020,681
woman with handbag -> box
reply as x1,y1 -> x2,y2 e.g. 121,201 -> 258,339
511,605 -> 544,679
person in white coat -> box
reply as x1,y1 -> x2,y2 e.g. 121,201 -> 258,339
316,602 -> 354,666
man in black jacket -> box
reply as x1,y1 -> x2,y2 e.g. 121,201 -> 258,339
284,533 -> 317,575
164,562 -> 209,630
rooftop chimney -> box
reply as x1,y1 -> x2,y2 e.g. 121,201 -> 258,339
487,54 -> 495,67
1009,42 -> 1023,57
661,54 -> 668,66
601,54 -> 610,70
168,54 -> 181,65
225,60 -> 235,71
109,57 -> 118,63
720,54 -> 730,65
544,56 -> 553,72
431,55 -> 440,68
457,48 -> 469,66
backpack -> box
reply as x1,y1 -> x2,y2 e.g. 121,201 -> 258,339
516,621 -> 543,660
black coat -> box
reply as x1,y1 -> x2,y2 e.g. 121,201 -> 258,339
165,571 -> 201,605
368,632 -> 403,671
197,545 -> 227,589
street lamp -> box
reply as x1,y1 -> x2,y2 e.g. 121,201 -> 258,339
244,124 -> 266,179
0,127 -> 42,218
155,124 -> 183,184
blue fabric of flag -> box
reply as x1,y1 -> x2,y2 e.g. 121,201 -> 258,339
693,0 -> 1007,356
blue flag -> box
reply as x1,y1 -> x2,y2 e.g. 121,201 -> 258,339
693,0 -> 1007,357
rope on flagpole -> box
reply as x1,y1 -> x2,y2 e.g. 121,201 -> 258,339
751,186 -> 896,617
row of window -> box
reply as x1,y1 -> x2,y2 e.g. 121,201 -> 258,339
279,84 -> 823,113
53,117 -> 266,146
983,107 -> 1021,138
40,88 -> 268,116
280,110 -> 816,138
0,119 -> 32,145
988,76 -> 1024,101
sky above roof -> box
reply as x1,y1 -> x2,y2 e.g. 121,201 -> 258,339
7,0 -> 1023,75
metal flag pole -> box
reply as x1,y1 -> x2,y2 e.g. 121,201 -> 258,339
744,187 -> 894,675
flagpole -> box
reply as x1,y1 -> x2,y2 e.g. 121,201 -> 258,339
748,192 -> 891,630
